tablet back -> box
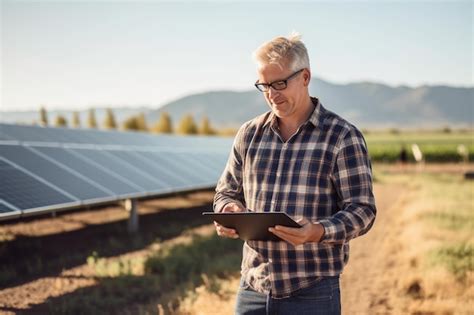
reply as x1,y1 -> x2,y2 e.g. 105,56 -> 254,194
203,212 -> 301,241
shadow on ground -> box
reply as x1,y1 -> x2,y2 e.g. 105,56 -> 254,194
0,197 -> 214,291
2,226 -> 242,314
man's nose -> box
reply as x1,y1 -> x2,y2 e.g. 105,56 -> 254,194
267,86 -> 280,99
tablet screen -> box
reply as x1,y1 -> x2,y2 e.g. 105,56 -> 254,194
202,212 -> 301,241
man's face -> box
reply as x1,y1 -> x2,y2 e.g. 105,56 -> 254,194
256,62 -> 308,120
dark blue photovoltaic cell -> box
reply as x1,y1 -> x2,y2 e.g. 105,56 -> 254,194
0,145 -> 111,201
110,150 -> 181,190
0,159 -> 74,211
159,152 -> 218,183
147,152 -> 209,184
70,149 -> 166,192
32,146 -> 140,196
128,151 -> 190,188
0,124 -> 54,142
187,152 -> 224,180
0,126 -> 13,140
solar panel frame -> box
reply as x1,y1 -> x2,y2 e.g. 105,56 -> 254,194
0,199 -> 22,220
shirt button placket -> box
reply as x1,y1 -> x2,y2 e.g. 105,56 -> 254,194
273,143 -> 287,212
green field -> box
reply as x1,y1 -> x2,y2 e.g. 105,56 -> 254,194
363,130 -> 473,162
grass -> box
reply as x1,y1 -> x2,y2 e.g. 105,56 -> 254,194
78,168 -> 474,314
430,242 -> 474,280
46,275 -> 162,315
0,203 -> 213,289
422,174 -> 473,280
3,165 -> 472,314
364,130 -> 474,162
392,170 -> 474,281
371,164 -> 473,315
144,233 -> 243,286
42,233 -> 244,314
419,173 -> 473,232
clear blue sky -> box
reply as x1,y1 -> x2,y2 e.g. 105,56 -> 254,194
1,0 -> 472,111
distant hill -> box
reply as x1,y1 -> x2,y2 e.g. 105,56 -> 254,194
146,91 -> 266,129
151,78 -> 473,129
1,78 -> 472,129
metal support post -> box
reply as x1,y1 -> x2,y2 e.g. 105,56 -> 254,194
125,199 -> 139,233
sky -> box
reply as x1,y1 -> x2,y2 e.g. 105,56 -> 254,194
1,0 -> 472,111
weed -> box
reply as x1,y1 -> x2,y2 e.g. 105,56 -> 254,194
145,234 -> 242,286
430,242 -> 474,280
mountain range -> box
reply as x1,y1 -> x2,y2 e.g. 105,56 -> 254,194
151,78 -> 473,129
1,77 -> 472,129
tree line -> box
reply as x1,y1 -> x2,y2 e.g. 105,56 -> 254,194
38,106 -> 223,136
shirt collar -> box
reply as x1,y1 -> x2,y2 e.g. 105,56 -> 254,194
263,97 -> 324,130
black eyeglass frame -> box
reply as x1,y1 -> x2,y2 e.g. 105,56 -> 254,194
254,68 -> 305,92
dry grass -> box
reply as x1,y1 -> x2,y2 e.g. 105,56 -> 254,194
169,165 -> 473,315
1,166 -> 472,314
394,172 -> 473,315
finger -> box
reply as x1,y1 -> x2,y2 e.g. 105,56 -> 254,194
215,224 -> 239,238
216,229 -> 239,239
273,225 -> 303,237
220,231 -> 239,239
269,229 -> 299,245
222,207 -> 236,213
217,225 -> 235,235
218,225 -> 237,235
270,227 -> 306,244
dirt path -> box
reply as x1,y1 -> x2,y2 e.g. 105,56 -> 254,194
341,183 -> 407,314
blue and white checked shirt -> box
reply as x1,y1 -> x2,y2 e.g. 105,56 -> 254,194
214,97 -> 376,298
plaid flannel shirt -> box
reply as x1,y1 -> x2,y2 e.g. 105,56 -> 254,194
213,97 -> 376,298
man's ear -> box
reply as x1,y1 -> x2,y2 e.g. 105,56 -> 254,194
303,69 -> 311,86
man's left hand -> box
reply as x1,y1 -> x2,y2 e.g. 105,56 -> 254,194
269,218 -> 325,246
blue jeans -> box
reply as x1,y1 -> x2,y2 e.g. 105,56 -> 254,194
235,276 -> 341,315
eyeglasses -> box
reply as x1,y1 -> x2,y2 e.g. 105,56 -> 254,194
254,69 -> 304,92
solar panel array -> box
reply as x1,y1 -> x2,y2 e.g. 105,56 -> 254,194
0,123 -> 233,221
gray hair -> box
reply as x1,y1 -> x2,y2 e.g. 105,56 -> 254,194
252,32 -> 310,72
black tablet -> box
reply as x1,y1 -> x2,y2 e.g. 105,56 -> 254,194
202,211 -> 301,241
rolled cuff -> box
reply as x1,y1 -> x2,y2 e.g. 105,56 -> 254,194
318,219 -> 340,244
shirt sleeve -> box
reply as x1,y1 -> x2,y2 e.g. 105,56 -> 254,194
213,123 -> 248,212
318,127 -> 377,244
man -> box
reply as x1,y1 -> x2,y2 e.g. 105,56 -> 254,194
213,33 -> 376,315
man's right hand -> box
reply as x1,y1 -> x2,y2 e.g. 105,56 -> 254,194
214,202 -> 245,239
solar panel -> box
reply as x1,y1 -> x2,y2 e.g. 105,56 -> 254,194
126,151 -> 190,188
69,148 -> 164,192
156,152 -> 215,184
0,158 -> 76,212
0,145 -> 111,201
0,123 -> 233,221
0,123 -> 231,148
31,146 -> 140,196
